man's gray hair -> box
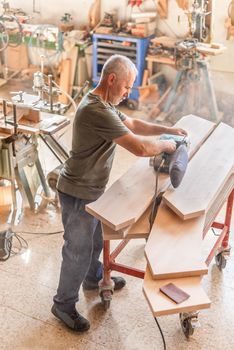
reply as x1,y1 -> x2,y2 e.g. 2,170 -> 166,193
101,54 -> 138,80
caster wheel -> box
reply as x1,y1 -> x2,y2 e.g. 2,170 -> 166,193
100,289 -> 112,310
179,313 -> 196,338
215,252 -> 227,270
126,99 -> 138,110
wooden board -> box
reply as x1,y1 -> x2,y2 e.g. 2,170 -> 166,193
124,204 -> 151,238
176,0 -> 189,10
163,123 -> 234,220
203,174 -> 234,236
86,115 -> 215,230
157,0 -> 168,19
101,205 -> 151,240
0,122 -> 39,135
6,44 -> 29,71
0,184 -> 12,206
58,59 -> 71,104
101,223 -> 125,240
196,43 -> 226,56
143,267 -> 211,316
145,203 -> 208,279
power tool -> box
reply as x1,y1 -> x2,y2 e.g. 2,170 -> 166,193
150,134 -> 189,188
149,134 -> 189,229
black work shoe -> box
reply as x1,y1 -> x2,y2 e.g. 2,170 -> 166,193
83,276 -> 126,291
51,304 -> 90,332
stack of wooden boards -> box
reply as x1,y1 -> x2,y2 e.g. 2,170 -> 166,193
86,115 -> 234,318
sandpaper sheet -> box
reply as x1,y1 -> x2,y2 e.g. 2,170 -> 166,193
159,283 -> 190,304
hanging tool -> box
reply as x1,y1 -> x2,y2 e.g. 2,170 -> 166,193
149,134 -> 189,229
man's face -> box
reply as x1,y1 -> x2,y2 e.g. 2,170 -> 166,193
108,71 -> 136,105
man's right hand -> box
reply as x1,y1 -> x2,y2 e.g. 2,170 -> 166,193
159,140 -> 177,154
114,133 -> 177,157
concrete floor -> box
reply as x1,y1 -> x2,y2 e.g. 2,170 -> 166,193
0,76 -> 234,349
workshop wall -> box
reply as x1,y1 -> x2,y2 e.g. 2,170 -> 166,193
9,0 -> 234,72
210,0 -> 234,73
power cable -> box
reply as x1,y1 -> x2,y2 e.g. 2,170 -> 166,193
154,317 -> 166,350
15,230 -> 64,235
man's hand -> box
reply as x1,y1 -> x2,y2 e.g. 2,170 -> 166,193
169,127 -> 188,137
159,140 -> 177,154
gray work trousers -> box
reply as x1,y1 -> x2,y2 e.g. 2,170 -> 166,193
53,191 -> 103,313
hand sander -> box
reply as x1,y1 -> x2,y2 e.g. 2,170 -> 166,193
149,134 -> 189,229
150,134 -> 189,188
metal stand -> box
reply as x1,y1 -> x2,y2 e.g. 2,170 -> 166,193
0,135 -> 50,210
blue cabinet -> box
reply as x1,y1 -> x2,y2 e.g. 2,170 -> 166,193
92,34 -> 151,104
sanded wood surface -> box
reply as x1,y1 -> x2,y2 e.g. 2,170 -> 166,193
101,223 -> 125,240
101,205 -> 151,240
143,267 -> 211,316
86,115 -> 215,230
203,174 -> 234,236
124,205 -> 151,237
163,123 -> 234,220
145,203 -> 208,279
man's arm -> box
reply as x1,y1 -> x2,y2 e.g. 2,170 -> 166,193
123,116 -> 187,137
114,131 -> 176,157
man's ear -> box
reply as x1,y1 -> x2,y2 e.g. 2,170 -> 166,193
107,73 -> 116,86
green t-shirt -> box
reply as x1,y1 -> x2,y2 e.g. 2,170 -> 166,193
57,92 -> 130,200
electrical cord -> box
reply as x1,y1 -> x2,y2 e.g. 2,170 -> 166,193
211,228 -> 220,236
10,233 -> 28,256
149,157 -> 164,230
0,229 -> 63,261
14,230 -> 64,235
154,317 -> 166,350
0,232 -> 28,261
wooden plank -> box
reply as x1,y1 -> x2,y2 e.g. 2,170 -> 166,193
101,223 -> 124,240
0,184 -> 12,206
176,0 -> 189,10
163,123 -> 234,220
0,121 -> 39,135
58,59 -> 72,104
203,174 -> 234,235
143,267 -> 211,317
145,203 -> 208,279
196,43 -> 226,56
101,205 -> 151,240
141,69 -> 149,86
6,44 -> 29,71
146,55 -> 175,66
0,125 -> 14,135
86,115 -> 215,230
87,157 -> 159,230
157,0 -> 168,19
124,204 -> 151,238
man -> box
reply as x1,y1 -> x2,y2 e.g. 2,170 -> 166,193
52,55 -> 187,332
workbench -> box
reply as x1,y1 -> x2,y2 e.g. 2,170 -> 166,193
86,115 -> 234,338
0,110 -> 70,210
